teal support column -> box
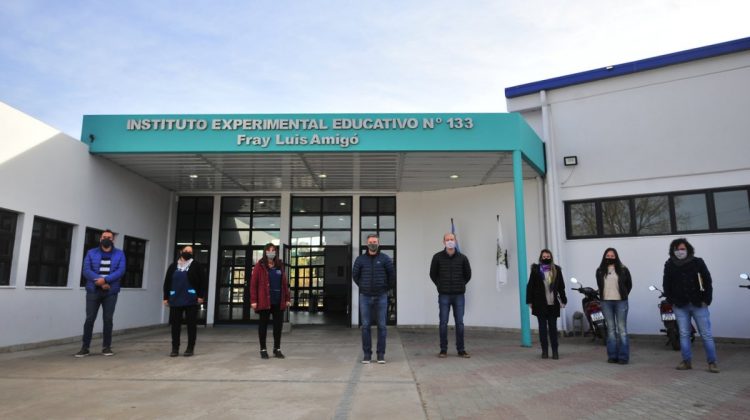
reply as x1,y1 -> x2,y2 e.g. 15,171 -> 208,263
513,150 -> 532,347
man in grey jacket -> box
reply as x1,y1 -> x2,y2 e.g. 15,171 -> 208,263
430,233 -> 472,358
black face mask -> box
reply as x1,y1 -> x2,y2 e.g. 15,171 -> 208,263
181,252 -> 193,260
100,238 -> 113,248
605,258 -> 616,265
541,258 -> 552,265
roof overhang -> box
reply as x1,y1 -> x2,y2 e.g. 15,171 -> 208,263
82,113 -> 545,193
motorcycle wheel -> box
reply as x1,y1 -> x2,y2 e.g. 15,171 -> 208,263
666,322 -> 680,351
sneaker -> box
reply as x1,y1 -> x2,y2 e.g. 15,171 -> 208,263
458,350 -> 471,358
377,358 -> 386,364
102,348 -> 114,356
260,349 -> 269,359
183,347 -> 194,357
273,349 -> 285,359
676,360 -> 692,370
74,348 -> 90,358
438,351 -> 447,358
361,357 -> 371,364
708,362 -> 720,373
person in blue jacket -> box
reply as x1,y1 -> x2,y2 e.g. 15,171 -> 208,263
353,234 -> 395,364
76,229 -> 126,357
163,245 -> 207,357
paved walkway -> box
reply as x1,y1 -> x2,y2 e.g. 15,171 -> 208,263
0,326 -> 748,419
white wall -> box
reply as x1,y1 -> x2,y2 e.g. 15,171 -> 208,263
396,181 -> 543,328
508,49 -> 750,338
0,103 -> 172,348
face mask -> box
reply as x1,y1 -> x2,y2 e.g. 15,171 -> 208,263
181,252 -> 193,260
541,258 -> 552,265
605,258 -> 616,265
100,238 -> 113,248
367,243 -> 379,252
266,252 -> 276,260
445,240 -> 456,249
674,249 -> 688,260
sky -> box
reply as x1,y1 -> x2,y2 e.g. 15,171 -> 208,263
1,0 -> 748,138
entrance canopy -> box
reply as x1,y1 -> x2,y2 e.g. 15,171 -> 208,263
81,113 -> 545,193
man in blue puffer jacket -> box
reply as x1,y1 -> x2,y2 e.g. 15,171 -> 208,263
76,229 -> 126,357
353,233 -> 395,364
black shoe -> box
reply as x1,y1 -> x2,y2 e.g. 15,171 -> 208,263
74,348 -> 90,358
273,349 -> 285,359
170,347 -> 179,357
541,351 -> 549,359
618,360 -> 628,365
607,359 -> 618,364
260,349 -> 269,359
438,351 -> 448,358
458,350 -> 471,358
552,352 -> 559,360
183,347 -> 194,357
102,347 -> 115,356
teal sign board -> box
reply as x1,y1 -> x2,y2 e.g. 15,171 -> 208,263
82,113 -> 545,174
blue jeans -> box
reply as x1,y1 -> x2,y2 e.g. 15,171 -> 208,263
674,304 -> 717,364
439,294 -> 465,352
359,293 -> 388,358
601,300 -> 630,362
82,292 -> 118,349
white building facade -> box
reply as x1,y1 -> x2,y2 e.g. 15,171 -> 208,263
506,37 -> 750,339
1,37 -> 749,350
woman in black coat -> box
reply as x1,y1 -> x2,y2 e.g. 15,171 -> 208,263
526,249 -> 567,359
162,245 -> 207,357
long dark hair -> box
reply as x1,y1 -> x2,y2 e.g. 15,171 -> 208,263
598,247 -> 624,273
261,243 -> 281,267
537,248 -> 557,281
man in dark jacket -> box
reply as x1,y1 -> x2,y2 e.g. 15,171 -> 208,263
430,233 -> 472,358
353,234 -> 395,364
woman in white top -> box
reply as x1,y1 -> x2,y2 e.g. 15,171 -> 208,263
595,248 -> 632,364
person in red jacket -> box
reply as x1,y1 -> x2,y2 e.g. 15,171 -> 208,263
250,243 -> 290,359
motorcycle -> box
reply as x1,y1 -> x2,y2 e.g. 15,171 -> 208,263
740,273 -> 750,289
648,285 -> 695,350
570,278 -> 607,344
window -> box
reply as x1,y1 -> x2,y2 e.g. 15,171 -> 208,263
602,199 -> 631,235
0,209 -> 19,286
713,190 -> 750,229
80,227 -> 104,287
26,217 -> 73,287
567,202 -> 597,238
122,236 -> 147,288
565,185 -> 750,239
674,193 -> 708,232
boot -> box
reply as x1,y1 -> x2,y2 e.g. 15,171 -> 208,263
552,350 -> 559,360
183,346 -> 194,357
170,346 -> 179,357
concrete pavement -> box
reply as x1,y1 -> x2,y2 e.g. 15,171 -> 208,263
0,326 -> 748,419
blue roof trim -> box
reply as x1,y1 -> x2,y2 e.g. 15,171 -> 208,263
505,37 -> 750,98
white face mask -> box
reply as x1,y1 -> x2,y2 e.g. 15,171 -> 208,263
674,249 -> 688,260
445,240 -> 456,249
266,252 -> 276,260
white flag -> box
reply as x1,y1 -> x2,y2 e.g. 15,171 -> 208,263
496,215 -> 508,291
